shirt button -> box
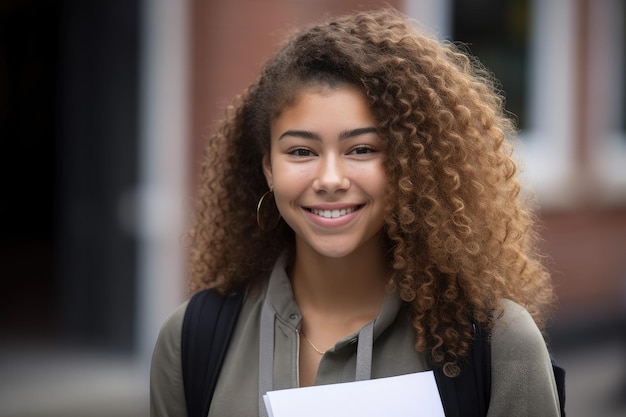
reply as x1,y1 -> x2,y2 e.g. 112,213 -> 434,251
289,314 -> 298,320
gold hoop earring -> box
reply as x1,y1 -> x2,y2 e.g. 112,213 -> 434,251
256,188 -> 282,231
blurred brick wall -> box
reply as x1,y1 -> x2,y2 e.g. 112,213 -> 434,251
542,207 -> 626,321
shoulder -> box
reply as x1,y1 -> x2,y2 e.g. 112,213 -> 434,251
491,298 -> 547,356
487,299 -> 561,416
150,301 -> 190,417
151,300 -> 189,378
155,300 -> 189,355
493,299 -> 540,334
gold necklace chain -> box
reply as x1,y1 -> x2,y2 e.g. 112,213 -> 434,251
300,330 -> 327,355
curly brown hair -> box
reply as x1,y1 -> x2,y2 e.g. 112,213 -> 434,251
188,8 -> 555,376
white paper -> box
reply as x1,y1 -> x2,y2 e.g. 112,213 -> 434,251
263,371 -> 445,417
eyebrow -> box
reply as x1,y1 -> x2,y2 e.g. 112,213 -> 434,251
278,127 -> 377,141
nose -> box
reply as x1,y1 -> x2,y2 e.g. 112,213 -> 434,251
312,154 -> 350,193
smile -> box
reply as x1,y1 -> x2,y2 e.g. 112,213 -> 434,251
307,205 -> 363,219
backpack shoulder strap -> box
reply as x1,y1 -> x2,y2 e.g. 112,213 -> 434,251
181,289 -> 244,417
433,323 -> 566,417
433,324 -> 491,417
551,357 -> 567,417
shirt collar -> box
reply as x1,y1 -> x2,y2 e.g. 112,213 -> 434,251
265,253 -> 403,345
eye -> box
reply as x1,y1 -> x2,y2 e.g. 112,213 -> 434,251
288,147 -> 316,157
349,145 -> 377,155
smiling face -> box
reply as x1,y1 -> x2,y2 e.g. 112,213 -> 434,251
263,84 -> 387,260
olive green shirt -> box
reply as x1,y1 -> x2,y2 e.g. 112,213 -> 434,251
150,256 -> 561,417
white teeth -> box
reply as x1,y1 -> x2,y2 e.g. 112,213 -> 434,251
310,207 -> 356,218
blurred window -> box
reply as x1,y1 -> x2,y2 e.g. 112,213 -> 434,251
447,0 -> 578,206
452,0 -> 529,129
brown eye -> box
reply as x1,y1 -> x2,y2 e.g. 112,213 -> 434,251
350,146 -> 376,155
289,148 -> 315,157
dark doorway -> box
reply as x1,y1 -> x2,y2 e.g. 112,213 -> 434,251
0,0 -> 140,353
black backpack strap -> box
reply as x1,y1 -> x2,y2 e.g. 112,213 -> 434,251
433,323 -> 566,417
181,289 -> 244,417
551,357 -> 566,417
434,324 -> 491,417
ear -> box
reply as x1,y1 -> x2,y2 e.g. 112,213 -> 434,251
262,153 -> 273,188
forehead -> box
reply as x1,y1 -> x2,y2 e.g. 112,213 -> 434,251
271,79 -> 359,118
270,85 -> 376,134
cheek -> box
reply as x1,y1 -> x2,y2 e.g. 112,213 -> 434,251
271,165 -> 307,207
355,163 -> 387,194
273,162 -> 313,188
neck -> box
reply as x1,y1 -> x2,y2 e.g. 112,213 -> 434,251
290,237 -> 388,318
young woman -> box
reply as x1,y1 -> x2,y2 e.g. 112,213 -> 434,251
151,8 -> 561,417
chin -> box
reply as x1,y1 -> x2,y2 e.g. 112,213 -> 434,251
317,250 -> 353,259
309,244 -> 360,259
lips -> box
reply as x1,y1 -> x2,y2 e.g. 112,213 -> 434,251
306,205 -> 363,219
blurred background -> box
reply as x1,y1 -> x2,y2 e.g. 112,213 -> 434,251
1,0 -> 624,416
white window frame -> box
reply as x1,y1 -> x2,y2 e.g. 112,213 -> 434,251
137,0 -> 190,365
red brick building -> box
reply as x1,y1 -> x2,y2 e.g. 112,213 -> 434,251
188,0 -> 626,335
